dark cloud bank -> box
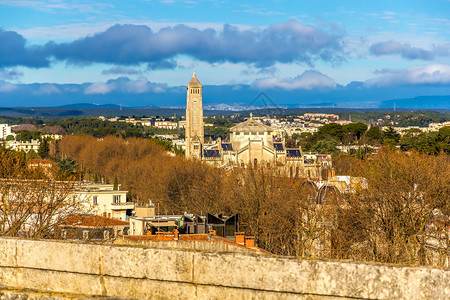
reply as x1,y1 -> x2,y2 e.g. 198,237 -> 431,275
0,22 -> 449,108
0,20 -> 343,68
370,41 -> 449,60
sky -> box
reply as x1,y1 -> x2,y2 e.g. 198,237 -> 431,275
0,0 -> 449,108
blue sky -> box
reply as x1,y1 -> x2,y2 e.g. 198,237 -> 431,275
0,0 -> 449,108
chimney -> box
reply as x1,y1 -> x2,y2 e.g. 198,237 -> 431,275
245,236 -> 255,248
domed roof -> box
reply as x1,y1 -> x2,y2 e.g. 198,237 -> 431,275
230,114 -> 273,133
187,69 -> 202,88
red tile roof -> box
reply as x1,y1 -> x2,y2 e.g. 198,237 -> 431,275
61,215 -> 129,227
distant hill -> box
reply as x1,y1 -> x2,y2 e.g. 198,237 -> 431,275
0,95 -> 449,118
58,103 -> 126,109
380,95 -> 450,110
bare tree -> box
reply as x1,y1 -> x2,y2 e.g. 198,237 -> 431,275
0,179 -> 85,238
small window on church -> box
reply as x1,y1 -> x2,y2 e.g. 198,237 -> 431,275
194,145 -> 199,150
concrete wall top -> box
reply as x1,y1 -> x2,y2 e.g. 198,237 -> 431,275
0,237 -> 448,299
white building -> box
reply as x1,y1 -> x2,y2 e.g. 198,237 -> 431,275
0,124 -> 12,140
71,182 -> 133,221
4,140 -> 40,153
429,121 -> 450,131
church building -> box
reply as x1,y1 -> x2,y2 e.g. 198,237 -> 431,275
185,71 -> 325,180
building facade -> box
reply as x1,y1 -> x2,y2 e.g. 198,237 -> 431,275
184,72 -> 326,180
71,182 -> 133,221
0,124 -> 12,140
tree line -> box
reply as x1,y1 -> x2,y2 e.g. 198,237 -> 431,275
56,135 -> 450,267
293,123 -> 449,155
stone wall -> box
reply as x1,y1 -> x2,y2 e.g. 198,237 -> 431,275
0,237 -> 449,299
113,235 -> 266,254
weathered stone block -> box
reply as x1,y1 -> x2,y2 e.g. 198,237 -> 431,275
15,239 -> 101,275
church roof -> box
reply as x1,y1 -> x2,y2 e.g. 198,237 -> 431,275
286,149 -> 302,157
221,143 -> 233,151
273,143 -> 284,151
229,115 -> 273,133
204,149 -> 221,158
187,69 -> 202,87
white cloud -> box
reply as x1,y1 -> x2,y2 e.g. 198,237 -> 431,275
0,69 -> 23,80
0,81 -> 18,92
84,82 -> 112,94
123,77 -> 150,93
84,77 -> 166,94
34,84 -> 61,95
0,0 -> 113,14
253,70 -> 336,90
366,64 -> 450,87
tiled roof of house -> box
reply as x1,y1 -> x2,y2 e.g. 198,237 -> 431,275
61,215 -> 129,227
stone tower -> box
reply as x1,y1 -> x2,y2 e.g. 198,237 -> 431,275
185,70 -> 204,159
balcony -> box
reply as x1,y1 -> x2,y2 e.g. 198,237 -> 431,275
110,202 -> 135,210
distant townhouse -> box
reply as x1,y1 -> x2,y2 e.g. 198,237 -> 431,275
154,121 -> 178,129
41,134 -> 63,140
4,139 -> 40,153
304,113 -> 339,120
429,121 -> 450,131
122,118 -> 152,126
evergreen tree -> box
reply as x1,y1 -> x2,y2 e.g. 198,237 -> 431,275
38,138 -> 50,158
113,174 -> 119,190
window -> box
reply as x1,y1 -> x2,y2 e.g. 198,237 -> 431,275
194,144 -> 199,150
93,196 -> 98,205
113,195 -> 121,203
82,231 -> 89,240
61,230 -> 67,239
104,230 -> 110,240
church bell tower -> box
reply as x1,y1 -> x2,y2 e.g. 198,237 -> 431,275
185,70 -> 204,159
